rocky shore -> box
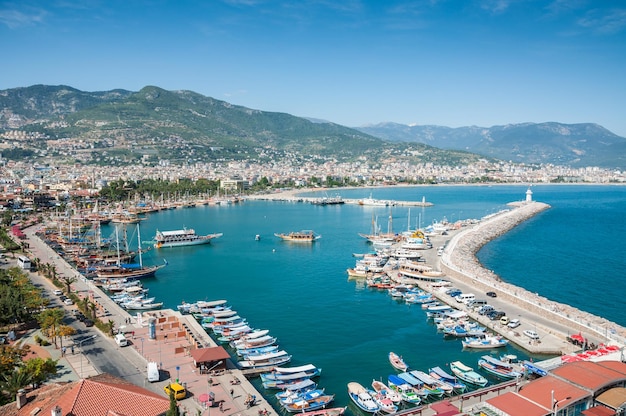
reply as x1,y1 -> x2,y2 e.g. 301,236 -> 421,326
440,201 -> 626,348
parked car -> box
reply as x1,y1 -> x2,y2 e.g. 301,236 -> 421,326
53,289 -> 63,296
486,291 -> 497,298
478,305 -> 494,315
445,288 -> 462,297
164,383 -> 187,400
488,311 -> 506,321
508,319 -> 521,328
524,329 -> 540,340
64,298 -> 74,305
83,319 -> 94,327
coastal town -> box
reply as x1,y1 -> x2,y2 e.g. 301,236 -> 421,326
0,180 -> 624,416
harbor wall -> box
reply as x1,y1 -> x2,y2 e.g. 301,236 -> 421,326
440,201 -> 626,347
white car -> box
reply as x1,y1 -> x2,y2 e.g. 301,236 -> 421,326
508,319 -> 521,328
53,289 -> 63,296
523,329 -> 540,340
63,298 -> 74,305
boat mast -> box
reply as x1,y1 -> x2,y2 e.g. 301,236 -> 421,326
137,224 -> 143,268
115,224 -> 121,266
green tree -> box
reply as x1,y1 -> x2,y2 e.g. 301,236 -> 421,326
37,308 -> 65,348
166,390 -> 180,416
59,274 -> 77,295
0,369 -> 32,401
20,357 -> 58,387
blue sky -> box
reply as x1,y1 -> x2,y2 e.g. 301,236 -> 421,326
1,0 -> 626,136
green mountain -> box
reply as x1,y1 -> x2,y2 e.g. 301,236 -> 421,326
357,122 -> 626,170
0,85 -> 485,167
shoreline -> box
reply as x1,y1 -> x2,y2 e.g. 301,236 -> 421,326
439,201 -> 626,349
276,185 -> 626,351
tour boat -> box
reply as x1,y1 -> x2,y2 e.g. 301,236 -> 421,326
274,230 -> 321,242
153,228 -> 222,248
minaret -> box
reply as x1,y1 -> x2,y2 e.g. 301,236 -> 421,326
525,186 -> 533,202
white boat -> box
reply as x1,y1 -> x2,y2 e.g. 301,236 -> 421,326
389,352 -> 409,371
462,335 -> 508,349
153,228 -> 222,248
478,355 -> 523,379
449,361 -> 488,387
369,389 -> 398,413
238,350 -> 292,369
371,380 -> 402,404
347,382 -> 380,413
232,334 -> 276,349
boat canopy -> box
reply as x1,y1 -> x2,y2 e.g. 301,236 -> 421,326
480,355 -> 512,368
273,364 -> 318,374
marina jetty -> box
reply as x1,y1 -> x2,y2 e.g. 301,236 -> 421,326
247,187 -> 434,206
439,200 -> 626,350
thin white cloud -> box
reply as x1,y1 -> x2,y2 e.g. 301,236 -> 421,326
0,5 -> 47,29
577,8 -> 626,35
223,89 -> 248,98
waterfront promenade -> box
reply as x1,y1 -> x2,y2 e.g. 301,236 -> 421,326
19,225 -> 279,416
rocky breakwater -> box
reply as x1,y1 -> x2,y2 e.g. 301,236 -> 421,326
440,201 -> 626,349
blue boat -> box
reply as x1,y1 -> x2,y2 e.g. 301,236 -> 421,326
478,355 -> 523,379
428,366 -> 467,393
387,375 -> 423,404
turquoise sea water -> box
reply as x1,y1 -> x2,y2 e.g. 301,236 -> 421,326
101,184 -> 626,412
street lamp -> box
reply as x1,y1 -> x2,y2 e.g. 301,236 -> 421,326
140,337 -> 144,356
78,334 -> 97,378
551,390 -> 571,416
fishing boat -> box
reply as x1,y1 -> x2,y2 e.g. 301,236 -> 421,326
386,375 -> 423,404
298,407 -> 346,416
347,382 -> 380,413
449,361 -> 488,387
274,230 -> 321,242
260,365 -> 321,384
409,370 -> 449,397
388,352 -> 409,371
232,335 -> 277,350
278,387 -> 326,405
478,355 -> 523,379
237,350 -> 291,369
428,366 -> 467,393
371,380 -> 403,404
264,375 -> 316,391
122,301 -> 164,310
153,228 -> 222,248
369,388 -> 398,413
281,394 -> 335,413
462,334 -> 508,349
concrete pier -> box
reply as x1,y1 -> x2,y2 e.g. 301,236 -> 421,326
438,201 -> 626,350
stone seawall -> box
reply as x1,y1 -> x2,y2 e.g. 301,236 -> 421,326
440,201 -> 626,346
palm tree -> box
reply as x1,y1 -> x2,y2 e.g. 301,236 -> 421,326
59,275 -> 77,295
0,369 -> 33,398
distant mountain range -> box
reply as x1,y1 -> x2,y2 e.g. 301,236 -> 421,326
0,85 -> 481,167
356,122 -> 626,169
0,84 -> 624,169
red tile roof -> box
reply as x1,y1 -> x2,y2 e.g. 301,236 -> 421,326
486,392 -> 550,416
552,361 -> 626,390
516,375 -> 589,409
0,373 -> 170,416
190,345 -> 230,365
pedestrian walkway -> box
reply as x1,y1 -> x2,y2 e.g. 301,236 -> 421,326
15,328 -> 98,382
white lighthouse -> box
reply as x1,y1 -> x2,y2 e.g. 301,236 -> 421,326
525,186 -> 533,202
